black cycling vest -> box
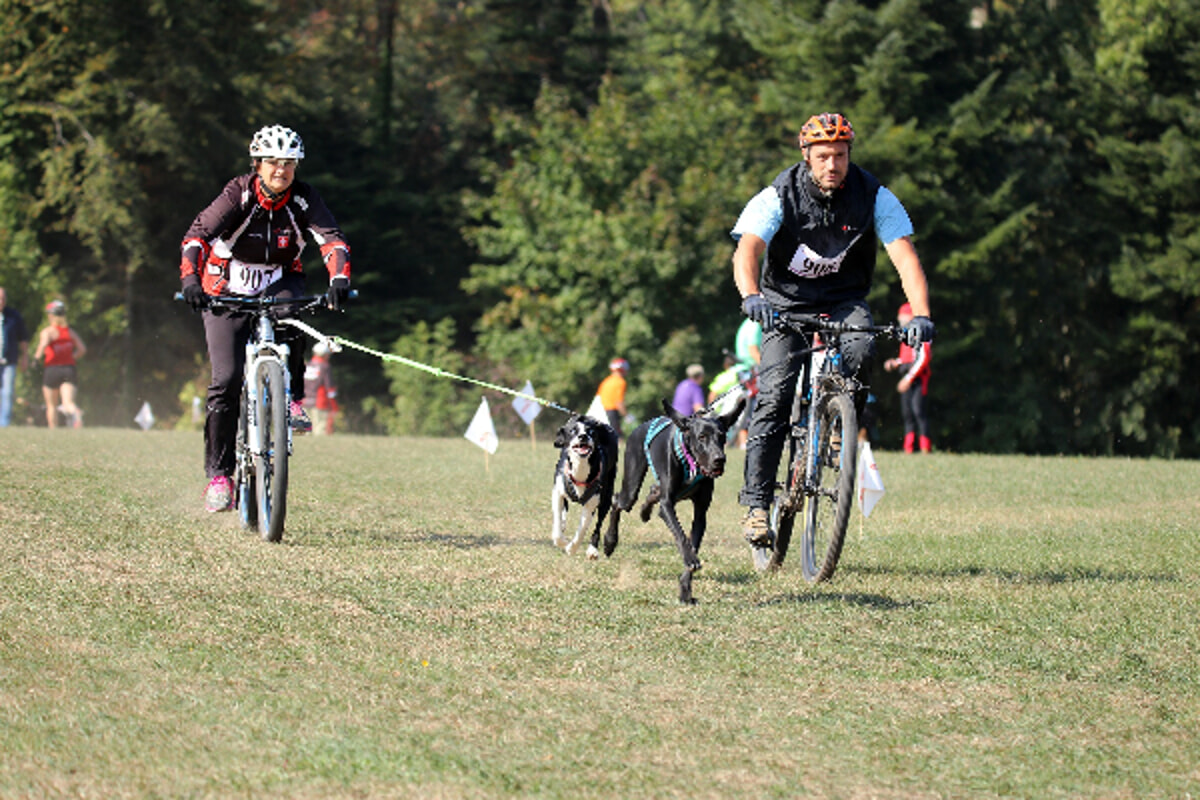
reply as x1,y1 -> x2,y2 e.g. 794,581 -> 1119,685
761,162 -> 881,312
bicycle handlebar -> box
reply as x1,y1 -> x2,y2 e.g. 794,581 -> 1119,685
172,290 -> 358,311
776,312 -> 901,339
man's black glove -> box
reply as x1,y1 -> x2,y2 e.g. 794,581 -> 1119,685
741,293 -> 777,333
181,277 -> 208,312
327,276 -> 351,312
903,315 -> 935,347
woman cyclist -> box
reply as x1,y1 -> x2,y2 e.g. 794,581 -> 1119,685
179,125 -> 353,513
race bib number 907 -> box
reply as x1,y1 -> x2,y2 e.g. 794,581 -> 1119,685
228,260 -> 282,296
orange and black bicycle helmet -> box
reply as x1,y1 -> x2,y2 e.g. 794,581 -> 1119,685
798,113 -> 856,148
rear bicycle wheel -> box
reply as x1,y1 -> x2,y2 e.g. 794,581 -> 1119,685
254,360 -> 289,543
235,387 -> 258,531
799,392 -> 857,582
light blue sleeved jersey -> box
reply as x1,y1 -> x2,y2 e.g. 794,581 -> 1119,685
731,185 -> 914,246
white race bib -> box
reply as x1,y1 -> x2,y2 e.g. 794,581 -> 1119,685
786,236 -> 863,279
227,259 -> 282,296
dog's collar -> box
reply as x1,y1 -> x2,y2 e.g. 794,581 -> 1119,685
571,473 -> 598,490
566,449 -> 605,501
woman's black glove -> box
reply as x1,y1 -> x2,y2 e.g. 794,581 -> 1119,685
327,276 -> 351,312
181,277 -> 208,311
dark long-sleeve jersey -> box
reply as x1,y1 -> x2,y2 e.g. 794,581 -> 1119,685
180,173 -> 350,296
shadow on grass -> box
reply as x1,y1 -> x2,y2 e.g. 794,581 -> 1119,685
292,528 -> 520,550
755,591 -> 924,611
846,564 -> 1180,585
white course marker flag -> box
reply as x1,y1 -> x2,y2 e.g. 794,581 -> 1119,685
585,394 -> 607,424
512,380 -> 542,426
857,441 -> 885,518
134,401 -> 155,431
464,397 -> 499,455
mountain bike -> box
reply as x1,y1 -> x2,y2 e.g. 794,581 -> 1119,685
750,312 -> 901,581
177,291 -> 349,542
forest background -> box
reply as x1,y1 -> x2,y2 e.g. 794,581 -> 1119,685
1,0 -> 1197,456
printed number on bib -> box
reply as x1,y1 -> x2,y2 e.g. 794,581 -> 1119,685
228,260 -> 282,296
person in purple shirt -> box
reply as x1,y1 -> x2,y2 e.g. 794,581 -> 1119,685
671,364 -> 707,416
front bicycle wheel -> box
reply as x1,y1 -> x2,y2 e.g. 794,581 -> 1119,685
235,388 -> 258,531
799,392 -> 857,582
254,360 -> 289,543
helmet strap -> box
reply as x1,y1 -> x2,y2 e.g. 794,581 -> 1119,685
257,173 -> 281,200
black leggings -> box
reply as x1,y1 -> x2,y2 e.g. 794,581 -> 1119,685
202,276 -> 307,479
899,385 -> 930,439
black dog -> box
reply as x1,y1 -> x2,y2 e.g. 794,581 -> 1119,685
603,397 -> 746,604
551,414 -> 620,558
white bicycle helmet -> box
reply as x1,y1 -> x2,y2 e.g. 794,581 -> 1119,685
249,125 -> 305,160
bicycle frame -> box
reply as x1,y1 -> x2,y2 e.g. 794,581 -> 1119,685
781,331 -> 855,513
756,312 -> 900,580
242,311 -> 293,459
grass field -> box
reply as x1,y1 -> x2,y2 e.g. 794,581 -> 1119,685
2,427 -> 1198,798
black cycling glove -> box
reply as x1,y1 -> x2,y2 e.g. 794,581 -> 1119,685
903,315 -> 935,347
181,277 -> 208,312
741,294 -> 777,333
327,276 -> 351,312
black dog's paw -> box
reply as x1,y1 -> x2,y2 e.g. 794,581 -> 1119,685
603,531 -> 618,557
678,569 -> 698,605
639,485 -> 661,523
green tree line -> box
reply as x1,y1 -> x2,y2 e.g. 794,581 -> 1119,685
2,0 -> 1196,455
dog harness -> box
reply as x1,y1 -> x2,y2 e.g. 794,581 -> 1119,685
644,417 -> 704,499
565,448 -> 607,505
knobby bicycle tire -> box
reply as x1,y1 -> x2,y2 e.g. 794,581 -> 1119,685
760,437 -> 804,573
254,360 -> 289,543
236,388 -> 258,531
800,392 -> 857,582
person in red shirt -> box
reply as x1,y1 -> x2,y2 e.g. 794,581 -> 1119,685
303,340 -> 338,435
884,302 -> 932,453
32,300 -> 86,428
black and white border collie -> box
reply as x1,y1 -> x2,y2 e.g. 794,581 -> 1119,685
551,414 -> 620,558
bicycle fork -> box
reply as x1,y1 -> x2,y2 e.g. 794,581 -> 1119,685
244,340 -> 294,458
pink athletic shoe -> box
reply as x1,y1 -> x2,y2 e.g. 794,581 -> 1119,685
204,475 -> 234,513
289,400 -> 313,433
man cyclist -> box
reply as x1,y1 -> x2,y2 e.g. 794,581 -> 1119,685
730,112 -> 934,546
179,124 -> 352,513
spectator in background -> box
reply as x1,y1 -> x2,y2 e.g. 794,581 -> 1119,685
672,363 -> 706,416
735,317 -> 762,369
33,299 -> 86,428
597,357 -> 629,437
707,352 -> 740,407
708,351 -> 753,447
884,302 -> 932,453
303,340 -> 338,435
0,287 -> 30,427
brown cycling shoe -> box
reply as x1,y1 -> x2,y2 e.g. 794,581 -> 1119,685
742,507 -> 773,547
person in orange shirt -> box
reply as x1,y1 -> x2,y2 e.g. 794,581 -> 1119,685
33,300 -> 86,428
596,358 -> 629,437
